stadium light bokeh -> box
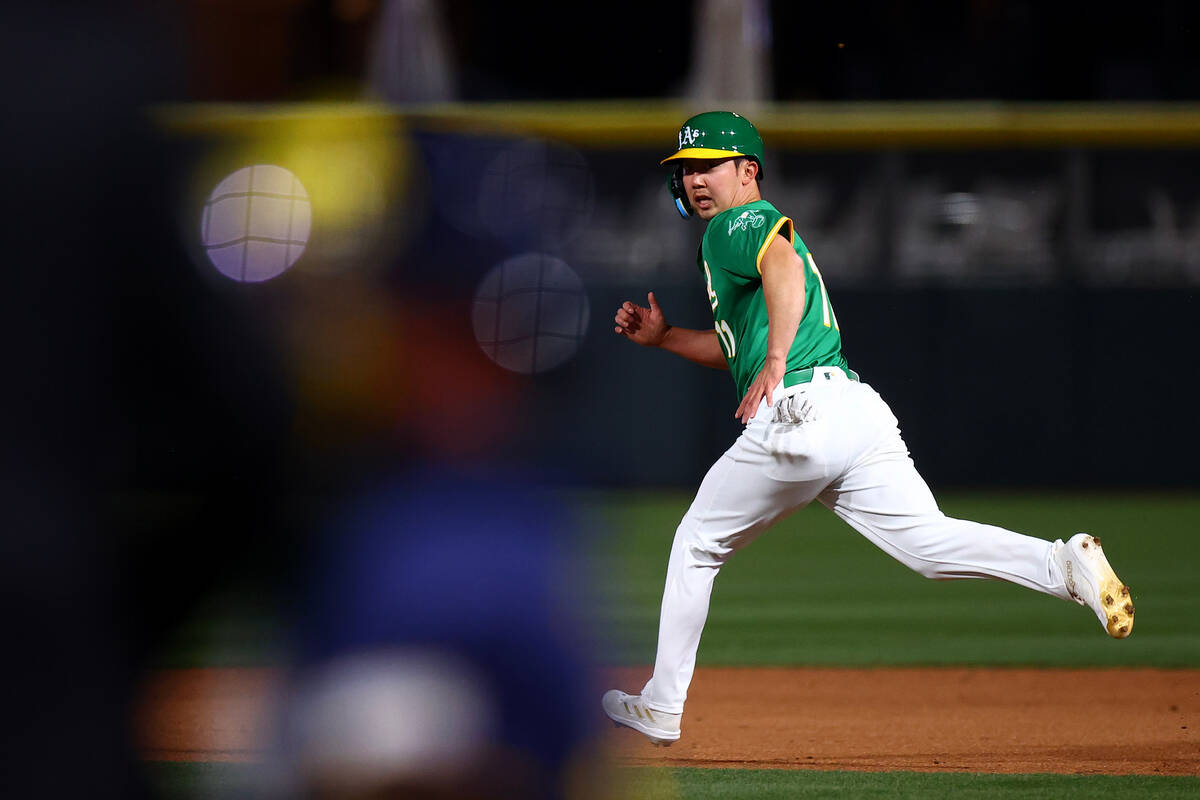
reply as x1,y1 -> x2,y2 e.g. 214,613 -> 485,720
472,253 -> 591,375
201,164 -> 311,283
181,107 -> 416,283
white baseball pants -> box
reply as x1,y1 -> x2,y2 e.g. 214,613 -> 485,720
640,367 -> 1074,714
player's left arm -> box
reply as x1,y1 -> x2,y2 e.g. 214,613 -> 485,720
734,234 -> 807,424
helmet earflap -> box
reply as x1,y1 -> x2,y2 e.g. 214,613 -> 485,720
669,167 -> 693,218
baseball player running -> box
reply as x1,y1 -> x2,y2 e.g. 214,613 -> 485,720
602,111 -> 1134,746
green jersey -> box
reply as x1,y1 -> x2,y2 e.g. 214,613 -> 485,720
698,200 -> 850,398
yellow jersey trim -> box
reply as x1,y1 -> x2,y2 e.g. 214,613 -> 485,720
755,217 -> 794,274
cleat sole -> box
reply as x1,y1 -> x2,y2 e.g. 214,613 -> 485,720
1093,541 -> 1134,639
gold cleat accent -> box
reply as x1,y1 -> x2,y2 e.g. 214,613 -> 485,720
1059,534 -> 1134,639
1091,539 -> 1134,638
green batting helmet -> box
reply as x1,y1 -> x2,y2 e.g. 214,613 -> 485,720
662,111 -> 765,218
661,111 -> 765,179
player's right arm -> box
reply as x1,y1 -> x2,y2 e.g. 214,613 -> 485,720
614,291 -> 728,370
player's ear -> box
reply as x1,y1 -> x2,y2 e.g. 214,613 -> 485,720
742,158 -> 758,184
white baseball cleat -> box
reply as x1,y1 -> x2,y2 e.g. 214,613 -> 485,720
1055,533 -> 1134,638
601,690 -> 681,746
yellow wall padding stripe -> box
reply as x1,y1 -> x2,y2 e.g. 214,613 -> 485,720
156,101 -> 1200,149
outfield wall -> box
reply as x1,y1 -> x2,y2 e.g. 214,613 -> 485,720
534,285 -> 1199,489
152,102 -> 1200,490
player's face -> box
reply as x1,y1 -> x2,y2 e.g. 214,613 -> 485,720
680,158 -> 755,220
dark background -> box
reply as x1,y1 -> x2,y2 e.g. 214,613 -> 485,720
174,0 -> 1200,103
132,0 -> 1200,491
3,2 -> 1197,797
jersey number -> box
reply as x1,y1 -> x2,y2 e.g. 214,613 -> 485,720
805,252 -> 839,331
705,260 -> 736,358
714,319 -> 736,359
703,260 -> 719,310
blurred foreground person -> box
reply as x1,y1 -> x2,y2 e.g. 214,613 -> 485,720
0,3 -> 224,798
266,468 -> 608,800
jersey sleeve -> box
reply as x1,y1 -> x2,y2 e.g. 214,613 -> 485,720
706,204 -> 794,280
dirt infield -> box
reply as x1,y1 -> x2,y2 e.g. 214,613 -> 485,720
603,666 -> 1199,776
137,666 -> 1199,776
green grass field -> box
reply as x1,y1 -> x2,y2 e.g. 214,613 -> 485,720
144,490 -> 1200,798
147,763 -> 1200,800
579,490 -> 1200,668
614,767 -> 1200,799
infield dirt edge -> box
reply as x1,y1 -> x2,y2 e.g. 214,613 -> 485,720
137,665 -> 1199,776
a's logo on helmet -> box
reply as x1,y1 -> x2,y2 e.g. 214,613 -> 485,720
679,125 -> 703,148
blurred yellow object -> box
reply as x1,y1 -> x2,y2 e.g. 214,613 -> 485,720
278,114 -> 408,274
176,105 -> 416,277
